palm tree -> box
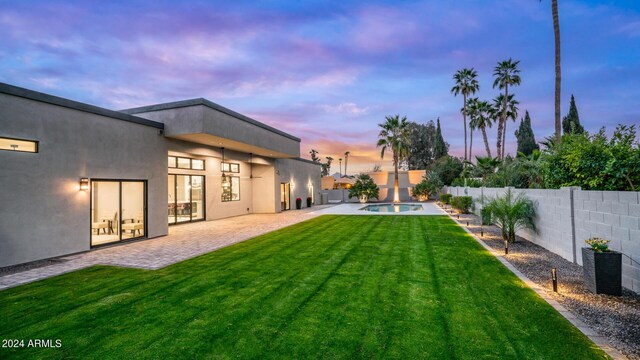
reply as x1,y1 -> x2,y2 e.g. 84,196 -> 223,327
377,115 -> 411,203
324,156 -> 333,177
465,97 -> 480,162
343,151 -> 350,176
541,0 -> 562,143
451,68 -> 480,161
338,158 -> 342,177
492,59 -> 521,160
493,93 -> 519,159
475,156 -> 501,182
484,189 -> 536,243
473,100 -> 494,158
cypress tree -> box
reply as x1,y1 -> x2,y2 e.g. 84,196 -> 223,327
562,94 -> 584,134
515,110 -> 539,156
433,118 -> 449,159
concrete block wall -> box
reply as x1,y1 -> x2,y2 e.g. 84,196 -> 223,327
445,186 -> 640,293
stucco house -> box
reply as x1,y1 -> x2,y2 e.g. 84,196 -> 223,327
0,82 -> 321,267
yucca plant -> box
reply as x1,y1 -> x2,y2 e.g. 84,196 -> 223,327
484,189 -> 536,243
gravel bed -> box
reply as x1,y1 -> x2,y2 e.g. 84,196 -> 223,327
443,207 -> 640,359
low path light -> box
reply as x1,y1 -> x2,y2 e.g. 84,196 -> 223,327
551,267 -> 558,292
504,240 -> 509,255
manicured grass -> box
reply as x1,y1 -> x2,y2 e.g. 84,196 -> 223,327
1,216 -> 607,359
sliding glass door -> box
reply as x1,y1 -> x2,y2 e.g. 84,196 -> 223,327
91,180 -> 146,247
280,183 -> 290,211
168,174 -> 205,224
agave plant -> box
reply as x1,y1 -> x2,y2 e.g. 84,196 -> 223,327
484,189 -> 536,243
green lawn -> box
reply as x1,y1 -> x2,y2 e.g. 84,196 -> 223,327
1,215 -> 607,359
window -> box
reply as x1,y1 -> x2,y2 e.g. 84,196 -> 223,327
192,159 -> 205,170
177,157 -> 191,169
0,136 -> 38,153
221,162 -> 240,173
222,176 -> 240,202
168,155 -> 205,170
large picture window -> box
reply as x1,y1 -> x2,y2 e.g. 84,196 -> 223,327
222,176 -> 240,202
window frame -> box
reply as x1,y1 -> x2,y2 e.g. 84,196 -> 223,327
0,136 -> 39,153
221,162 -> 240,173
221,175 -> 241,202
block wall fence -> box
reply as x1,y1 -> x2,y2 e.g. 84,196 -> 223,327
444,186 -> 640,293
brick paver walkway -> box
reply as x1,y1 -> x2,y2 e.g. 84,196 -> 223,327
0,206 -> 334,291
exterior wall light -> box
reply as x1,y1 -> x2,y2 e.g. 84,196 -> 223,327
80,177 -> 89,191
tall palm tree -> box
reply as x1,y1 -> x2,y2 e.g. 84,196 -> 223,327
541,0 -> 562,143
343,151 -> 350,176
338,158 -> 342,177
377,115 -> 411,203
473,100 -> 494,158
465,97 -> 480,162
493,94 -> 519,159
451,68 -> 480,161
492,59 -> 521,160
325,156 -> 333,176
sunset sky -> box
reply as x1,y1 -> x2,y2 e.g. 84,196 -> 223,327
1,0 -> 639,173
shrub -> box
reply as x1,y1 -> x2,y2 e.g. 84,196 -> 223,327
348,174 -> 379,201
413,171 -> 444,200
451,196 -> 473,214
429,156 -> 463,186
481,207 -> 492,225
440,193 -> 452,204
484,189 -> 536,243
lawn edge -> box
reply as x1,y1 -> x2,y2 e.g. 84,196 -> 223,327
444,212 -> 627,360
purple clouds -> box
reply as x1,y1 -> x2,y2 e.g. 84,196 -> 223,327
0,0 -> 638,172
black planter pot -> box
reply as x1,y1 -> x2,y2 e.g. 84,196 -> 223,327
581,248 -> 622,296
306,198 -> 312,207
295,199 -> 302,210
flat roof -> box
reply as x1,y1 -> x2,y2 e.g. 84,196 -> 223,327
121,98 -> 300,142
0,82 -> 165,129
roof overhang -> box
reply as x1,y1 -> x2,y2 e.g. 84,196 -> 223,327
122,99 -> 300,158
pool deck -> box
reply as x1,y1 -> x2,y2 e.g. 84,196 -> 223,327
308,202 -> 447,215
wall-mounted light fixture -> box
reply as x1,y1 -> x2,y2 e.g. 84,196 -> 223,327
80,177 -> 89,191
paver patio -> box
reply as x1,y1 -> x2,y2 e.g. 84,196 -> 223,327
0,205 -> 335,290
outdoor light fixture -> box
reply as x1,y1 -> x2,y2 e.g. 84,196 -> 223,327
551,267 -> 558,292
480,227 -> 484,237
466,220 -> 469,226
457,213 -> 460,219
79,177 -> 89,191
504,240 -> 509,255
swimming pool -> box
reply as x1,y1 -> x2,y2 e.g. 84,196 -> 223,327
359,204 -> 424,213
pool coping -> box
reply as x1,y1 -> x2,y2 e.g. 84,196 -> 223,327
444,210 -> 628,359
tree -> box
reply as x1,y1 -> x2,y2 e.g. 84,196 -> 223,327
451,68 -> 480,161
493,93 -> 519,159
541,0 -> 562,144
515,111 -> 540,156
377,114 -> 411,203
348,174 -> 379,202
474,156 -> 501,182
344,151 -> 351,176
471,100 -> 493,158
321,156 -> 333,177
493,59 -> 521,160
310,149 -> 320,163
466,98 -> 482,161
433,118 -> 449,159
407,120 -> 437,170
562,94 -> 584,135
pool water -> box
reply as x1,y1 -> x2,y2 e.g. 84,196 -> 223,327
360,204 -> 423,213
